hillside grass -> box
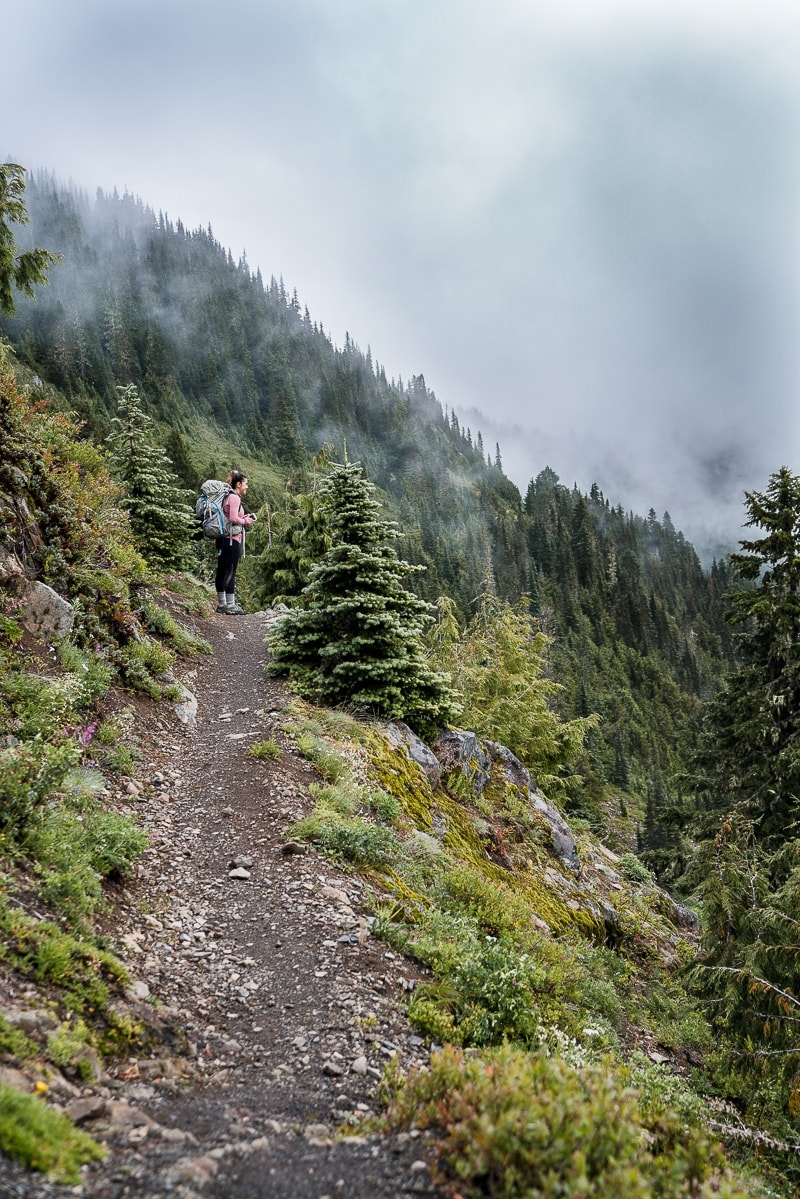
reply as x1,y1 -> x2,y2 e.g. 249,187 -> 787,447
282,699 -> 780,1199
0,1086 -> 106,1184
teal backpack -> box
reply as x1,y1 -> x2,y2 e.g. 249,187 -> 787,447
195,479 -> 231,539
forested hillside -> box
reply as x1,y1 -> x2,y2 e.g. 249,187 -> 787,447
0,173 -> 734,843
6,163 -> 800,1195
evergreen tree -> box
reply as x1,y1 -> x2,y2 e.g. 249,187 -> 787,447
164,427 -> 197,489
0,164 -> 60,315
688,469 -> 800,1122
693,466 -> 800,855
268,460 -> 454,732
430,589 -> 599,800
250,477 -> 332,607
106,384 -> 194,570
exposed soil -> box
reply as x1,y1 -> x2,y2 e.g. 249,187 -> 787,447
0,610 -> 442,1199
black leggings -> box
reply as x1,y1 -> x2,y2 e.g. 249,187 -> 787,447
215,538 -> 242,594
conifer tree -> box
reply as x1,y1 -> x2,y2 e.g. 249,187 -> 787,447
250,482 -> 332,606
431,589 -> 599,800
0,164 -> 60,315
106,384 -> 194,570
164,428 -> 197,489
693,466 -> 800,855
688,468 -> 800,1114
268,460 -> 454,732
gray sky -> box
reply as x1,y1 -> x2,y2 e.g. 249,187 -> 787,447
6,0 -> 800,553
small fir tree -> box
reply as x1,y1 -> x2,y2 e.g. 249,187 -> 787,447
430,589 -> 599,800
106,384 -> 194,571
268,460 -> 454,733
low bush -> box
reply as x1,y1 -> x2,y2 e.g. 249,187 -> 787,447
304,816 -> 399,867
27,805 -> 147,927
294,732 -> 349,782
380,1044 -> 750,1199
139,596 -> 211,656
619,852 -> 653,885
248,738 -> 282,761
0,1085 -> 106,1184
0,898 -> 129,1016
410,938 -> 545,1046
0,739 -> 81,840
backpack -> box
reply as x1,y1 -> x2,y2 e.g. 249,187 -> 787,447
195,479 -> 232,539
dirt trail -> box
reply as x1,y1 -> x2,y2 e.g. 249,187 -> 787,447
1,611 -> 440,1199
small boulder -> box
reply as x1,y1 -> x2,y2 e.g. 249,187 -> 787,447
23,582 -> 74,639
432,730 -> 492,795
174,684 -> 198,726
384,722 -> 442,787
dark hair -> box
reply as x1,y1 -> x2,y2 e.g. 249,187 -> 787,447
228,470 -> 247,489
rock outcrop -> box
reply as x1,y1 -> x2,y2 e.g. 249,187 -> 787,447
432,728 -> 580,874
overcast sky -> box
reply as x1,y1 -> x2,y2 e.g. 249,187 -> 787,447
5,0 -> 800,553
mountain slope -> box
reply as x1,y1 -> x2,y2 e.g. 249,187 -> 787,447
0,173 -> 734,841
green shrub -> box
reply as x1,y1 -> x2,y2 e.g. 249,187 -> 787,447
28,807 -> 147,926
0,615 -> 23,645
294,732 -> 349,782
1,672 -> 92,738
0,1085 -> 106,1184
140,596 -> 211,656
410,939 -> 543,1046
56,641 -> 112,703
36,858 -> 103,927
94,717 -> 126,746
438,863 -> 533,940
81,809 -> 148,876
99,742 -> 137,775
369,789 -> 402,823
307,779 -> 360,816
0,1012 -> 39,1060
312,818 -> 399,867
47,1018 -> 96,1080
619,852 -> 653,885
371,901 -> 413,952
380,1045 -> 749,1199
0,898 -> 129,1015
118,638 -> 173,696
404,908 -> 482,976
0,739 -> 81,839
248,738 -> 282,761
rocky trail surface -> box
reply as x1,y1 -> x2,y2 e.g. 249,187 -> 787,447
1,611 -> 440,1199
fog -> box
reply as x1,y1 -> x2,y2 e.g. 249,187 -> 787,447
4,1 -> 800,552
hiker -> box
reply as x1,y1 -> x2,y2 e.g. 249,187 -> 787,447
215,471 -> 257,614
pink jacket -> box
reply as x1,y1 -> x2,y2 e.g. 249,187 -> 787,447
222,491 -> 255,543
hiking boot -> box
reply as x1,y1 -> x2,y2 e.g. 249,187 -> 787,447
225,603 -> 247,615
215,603 -> 230,613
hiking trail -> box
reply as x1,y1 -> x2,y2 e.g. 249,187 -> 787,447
1,610 -> 439,1199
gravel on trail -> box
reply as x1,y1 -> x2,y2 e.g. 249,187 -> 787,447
0,609 -> 442,1199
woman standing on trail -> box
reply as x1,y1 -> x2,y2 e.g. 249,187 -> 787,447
215,471 -> 256,614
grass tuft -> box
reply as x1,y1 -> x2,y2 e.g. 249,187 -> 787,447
0,1085 -> 106,1184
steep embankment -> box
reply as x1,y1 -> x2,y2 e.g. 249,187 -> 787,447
0,609 -> 441,1198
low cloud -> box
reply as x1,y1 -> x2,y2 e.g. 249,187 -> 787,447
4,1 -> 799,555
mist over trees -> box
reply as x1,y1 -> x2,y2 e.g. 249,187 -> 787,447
0,172 -> 735,839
